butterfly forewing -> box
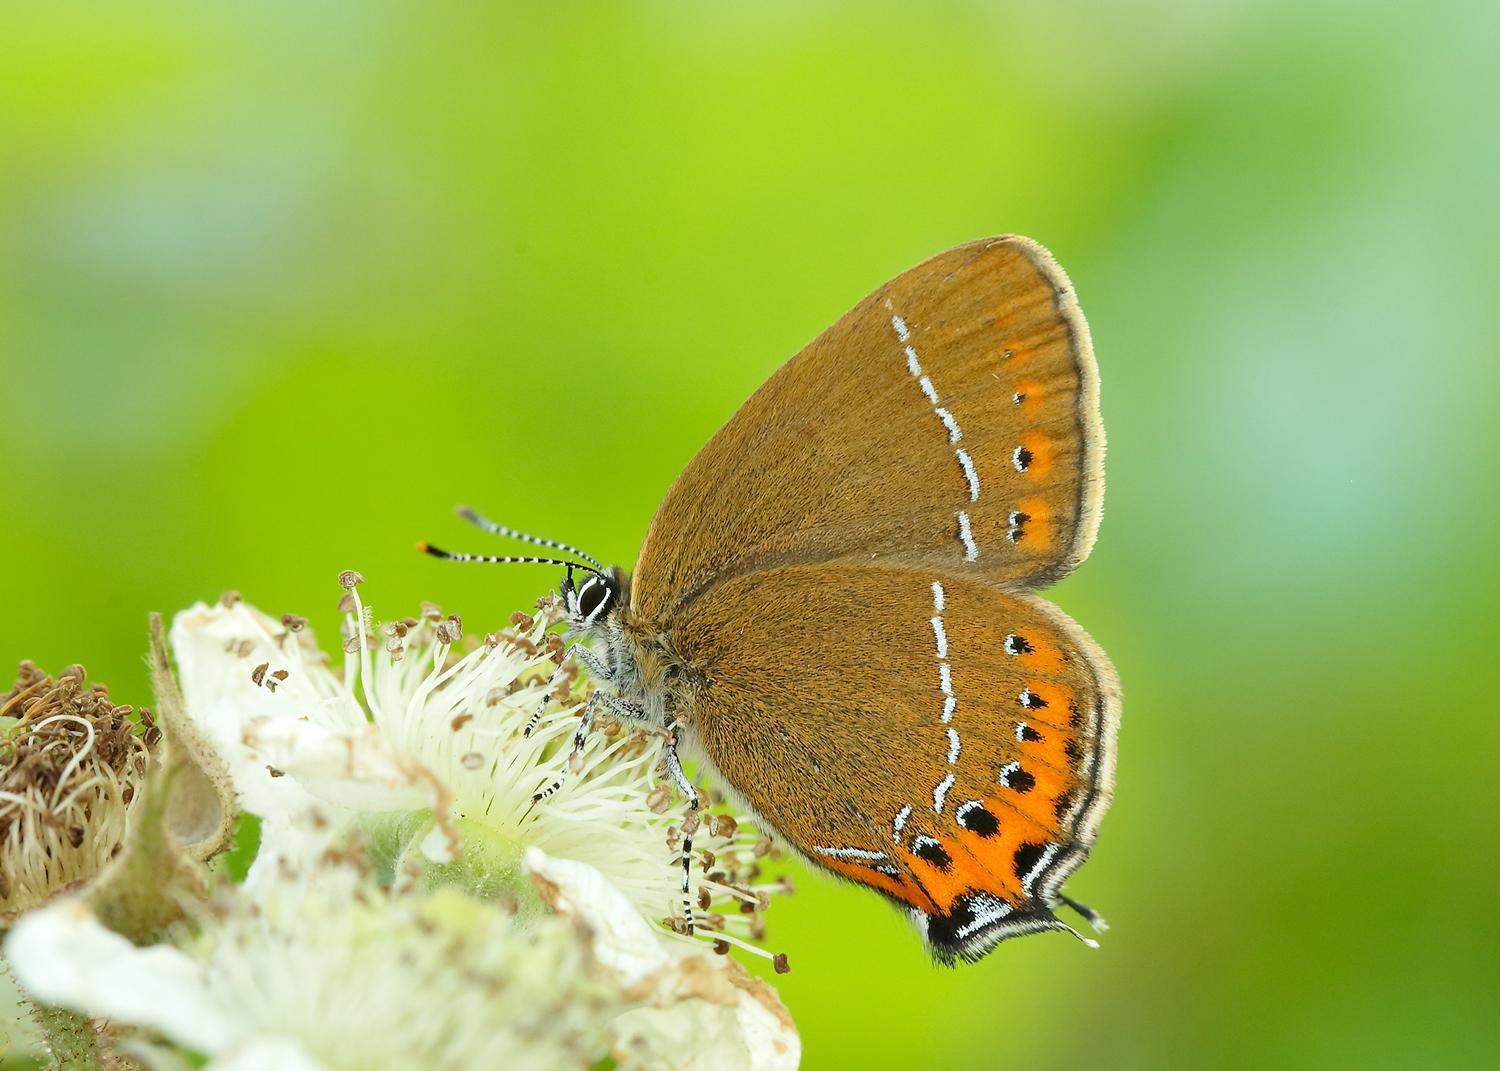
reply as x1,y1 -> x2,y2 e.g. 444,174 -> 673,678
632,236 -> 1103,621
671,563 -> 1119,963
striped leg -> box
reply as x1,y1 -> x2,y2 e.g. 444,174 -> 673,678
524,661 -> 566,738
527,642 -> 615,739
665,727 -> 701,934
531,689 -> 602,803
531,689 -> 643,803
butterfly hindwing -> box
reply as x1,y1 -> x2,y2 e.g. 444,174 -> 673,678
671,562 -> 1120,963
632,235 -> 1102,622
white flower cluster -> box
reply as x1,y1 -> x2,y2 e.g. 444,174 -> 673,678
3,575 -> 798,1071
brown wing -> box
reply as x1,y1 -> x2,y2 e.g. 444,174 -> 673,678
632,236 -> 1103,622
671,562 -> 1120,963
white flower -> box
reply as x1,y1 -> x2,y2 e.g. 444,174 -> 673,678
1,662 -> 155,922
5,866 -> 629,1071
528,848 -> 800,1071
167,579 -> 782,954
144,573 -> 799,1069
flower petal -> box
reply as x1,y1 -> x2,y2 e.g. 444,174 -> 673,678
4,899 -> 234,1055
524,848 -> 800,1071
170,602 -> 342,820
525,847 -> 669,989
207,1038 -> 329,1071
244,716 -> 457,862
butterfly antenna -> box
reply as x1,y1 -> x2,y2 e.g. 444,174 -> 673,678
456,506 -> 605,572
416,543 -> 605,579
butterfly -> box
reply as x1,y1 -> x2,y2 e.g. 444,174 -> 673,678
423,236 -> 1119,964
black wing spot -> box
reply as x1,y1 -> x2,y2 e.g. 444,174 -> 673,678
1020,724 -> 1043,743
1012,841 -> 1047,882
957,804 -> 999,838
1020,688 -> 1048,710
1004,633 -> 1033,656
999,762 -> 1036,794
913,838 -> 953,872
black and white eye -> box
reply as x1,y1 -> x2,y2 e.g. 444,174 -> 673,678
576,576 -> 612,620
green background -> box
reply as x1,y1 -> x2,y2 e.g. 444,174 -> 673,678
3,3 -> 1497,1068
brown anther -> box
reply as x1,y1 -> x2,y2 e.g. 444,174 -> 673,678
420,601 -> 443,621
460,752 -> 484,770
698,889 -> 712,910
749,916 -> 767,941
681,812 -> 702,836
337,569 -> 364,590
337,593 -> 358,614
646,785 -> 671,814
267,765 -> 285,778
599,718 -> 621,737
250,662 -> 269,687
710,814 -> 738,839
280,613 -> 308,632
773,953 -> 790,975
235,639 -> 255,658
700,849 -> 717,868
753,836 -> 773,858
451,712 -> 473,731
271,669 -> 289,681
342,635 -> 361,654
739,899 -> 756,914
383,621 -> 407,639
712,939 -> 730,955
510,611 -> 535,630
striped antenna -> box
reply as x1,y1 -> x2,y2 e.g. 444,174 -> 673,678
456,506 -> 605,571
417,543 -> 605,579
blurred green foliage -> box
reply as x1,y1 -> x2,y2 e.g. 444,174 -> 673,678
2,3 -> 1497,1069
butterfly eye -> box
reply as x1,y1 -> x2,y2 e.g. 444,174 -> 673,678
576,576 -> 613,620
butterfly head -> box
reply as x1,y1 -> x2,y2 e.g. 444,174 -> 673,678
418,509 -> 627,638
560,565 -> 623,635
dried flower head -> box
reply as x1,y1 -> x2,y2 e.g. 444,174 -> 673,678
0,662 -> 155,922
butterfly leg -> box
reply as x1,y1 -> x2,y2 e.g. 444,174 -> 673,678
525,642 -> 616,739
663,725 -> 701,935
531,689 -> 645,803
523,662 -> 566,738
571,643 -> 616,684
